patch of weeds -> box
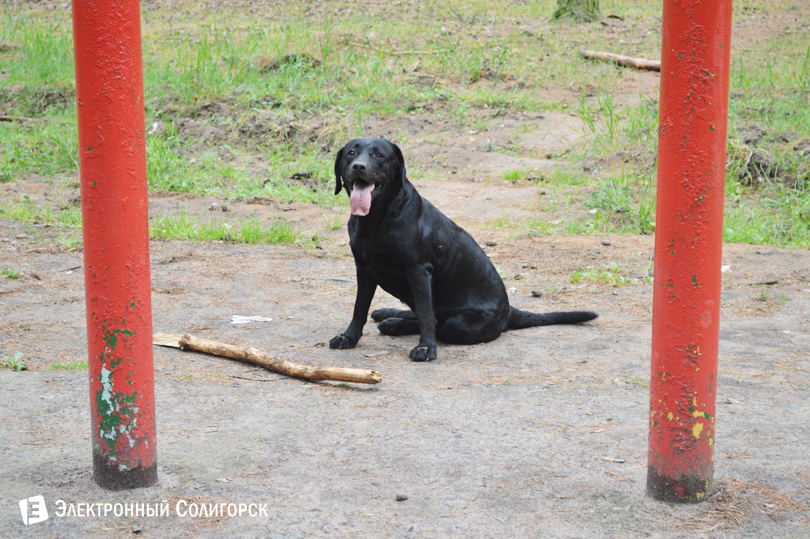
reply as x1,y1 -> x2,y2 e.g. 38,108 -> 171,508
238,216 -> 299,244
597,92 -> 618,144
2,267 -> 21,279
50,359 -> 88,370
150,211 -> 300,244
323,210 -> 346,231
3,351 -> 28,371
570,262 -> 634,286
261,175 -> 341,208
0,197 -> 82,228
585,170 -> 656,235
0,15 -> 75,88
503,169 -> 545,183
518,215 -> 553,236
484,213 -> 512,230
54,231 -> 82,250
543,168 -> 591,187
724,181 -> 810,248
621,94 -> 658,146
576,89 -> 597,135
481,138 -> 500,153
576,90 -> 642,155
0,111 -> 79,179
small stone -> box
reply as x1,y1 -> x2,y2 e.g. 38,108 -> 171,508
485,240 -> 498,247
396,494 -> 408,502
531,290 -> 543,298
221,204 -> 228,212
601,239 -> 611,246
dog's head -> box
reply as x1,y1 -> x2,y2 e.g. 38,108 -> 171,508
334,138 -> 405,216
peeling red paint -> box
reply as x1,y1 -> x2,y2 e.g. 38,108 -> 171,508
648,0 -> 732,503
73,0 -> 157,490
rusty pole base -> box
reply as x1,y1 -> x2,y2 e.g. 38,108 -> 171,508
93,453 -> 158,491
647,467 -> 713,503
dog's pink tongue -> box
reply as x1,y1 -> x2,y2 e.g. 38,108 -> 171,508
350,184 -> 373,216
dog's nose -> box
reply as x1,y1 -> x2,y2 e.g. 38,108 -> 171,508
351,161 -> 367,171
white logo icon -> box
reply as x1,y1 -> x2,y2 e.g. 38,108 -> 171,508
19,495 -> 49,525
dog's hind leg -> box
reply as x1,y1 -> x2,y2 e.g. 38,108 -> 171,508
377,317 -> 420,336
436,310 -> 503,345
371,308 -> 416,322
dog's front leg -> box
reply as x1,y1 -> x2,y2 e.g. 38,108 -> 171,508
405,264 -> 438,361
330,264 -> 377,349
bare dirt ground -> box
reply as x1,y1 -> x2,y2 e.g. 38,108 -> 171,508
3,4 -> 810,539
3,173 -> 810,538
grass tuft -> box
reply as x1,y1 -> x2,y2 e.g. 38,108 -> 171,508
150,211 -> 300,244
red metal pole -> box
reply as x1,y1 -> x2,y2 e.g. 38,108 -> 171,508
648,0 -> 732,502
72,0 -> 157,489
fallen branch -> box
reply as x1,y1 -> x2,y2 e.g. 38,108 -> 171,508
154,332 -> 382,385
0,115 -> 33,123
580,49 -> 661,72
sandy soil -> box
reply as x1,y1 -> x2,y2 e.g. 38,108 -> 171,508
3,167 -> 810,538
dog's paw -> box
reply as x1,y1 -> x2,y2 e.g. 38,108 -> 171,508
378,317 -> 420,336
329,334 -> 357,349
409,343 -> 437,362
371,308 -> 397,322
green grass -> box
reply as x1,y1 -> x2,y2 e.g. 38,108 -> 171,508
323,210 -> 346,231
0,197 -> 81,227
0,198 -> 305,246
150,211 -> 300,244
145,125 -> 342,204
585,170 -> 656,235
0,1 -> 808,250
2,267 -> 21,279
570,262 -> 635,286
50,359 -> 88,370
3,352 -> 27,371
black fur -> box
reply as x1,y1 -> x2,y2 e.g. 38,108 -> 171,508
329,138 -> 597,361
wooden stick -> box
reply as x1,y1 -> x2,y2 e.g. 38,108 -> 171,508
0,115 -> 33,123
153,332 -> 382,385
580,49 -> 661,72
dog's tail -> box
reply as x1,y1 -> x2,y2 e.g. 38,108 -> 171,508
507,307 -> 598,330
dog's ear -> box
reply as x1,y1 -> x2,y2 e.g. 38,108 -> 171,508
390,142 -> 406,183
334,146 -> 345,195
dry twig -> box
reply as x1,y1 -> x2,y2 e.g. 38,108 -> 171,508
154,332 -> 382,385
580,50 -> 661,72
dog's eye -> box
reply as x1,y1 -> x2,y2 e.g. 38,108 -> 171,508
375,152 -> 383,158
347,150 -> 355,156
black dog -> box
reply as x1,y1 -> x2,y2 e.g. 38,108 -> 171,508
329,138 -> 597,361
